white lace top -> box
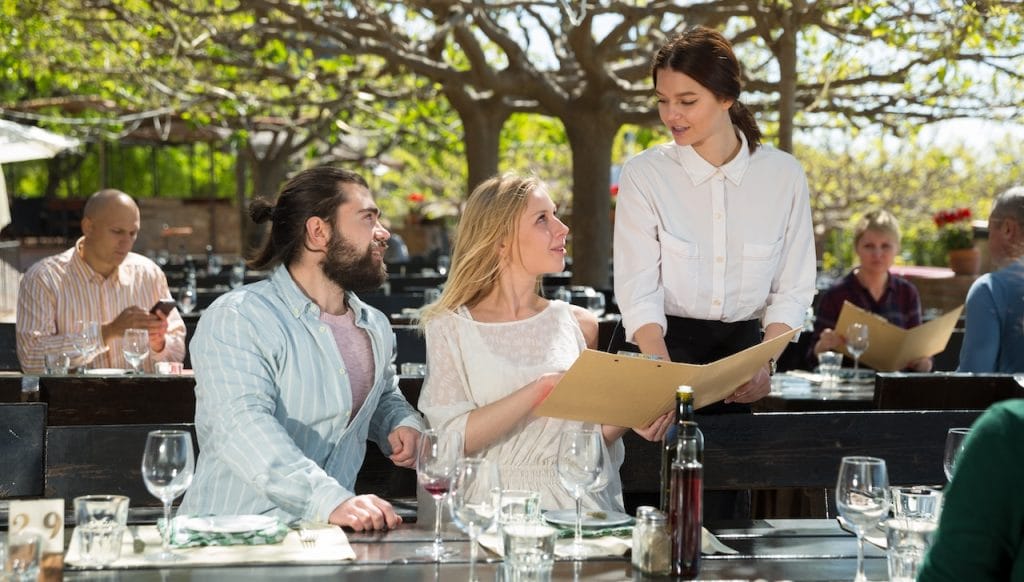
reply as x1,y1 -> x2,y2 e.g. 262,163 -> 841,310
419,300 -> 624,512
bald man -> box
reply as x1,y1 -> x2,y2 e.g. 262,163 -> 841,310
16,189 -> 186,373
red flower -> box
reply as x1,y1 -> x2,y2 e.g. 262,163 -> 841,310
610,184 -> 619,197
407,192 -> 425,203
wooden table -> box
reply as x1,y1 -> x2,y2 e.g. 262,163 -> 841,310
59,519 -> 887,581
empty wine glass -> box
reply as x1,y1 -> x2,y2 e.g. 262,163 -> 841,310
449,458 -> 500,581
122,328 -> 149,374
845,323 -> 870,375
943,427 -> 971,482
177,283 -> 197,315
71,320 -> 101,372
141,430 -> 195,561
836,456 -> 891,582
416,429 -> 463,559
557,429 -> 603,560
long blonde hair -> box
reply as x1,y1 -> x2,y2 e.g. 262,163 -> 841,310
419,174 -> 540,324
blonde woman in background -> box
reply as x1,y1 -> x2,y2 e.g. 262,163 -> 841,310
418,174 -> 626,512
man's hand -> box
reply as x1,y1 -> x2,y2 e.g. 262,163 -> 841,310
387,426 -> 420,468
104,306 -> 167,349
724,365 -> 771,404
328,495 -> 402,531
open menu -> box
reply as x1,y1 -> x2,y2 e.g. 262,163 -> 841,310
533,328 -> 800,428
833,301 -> 963,372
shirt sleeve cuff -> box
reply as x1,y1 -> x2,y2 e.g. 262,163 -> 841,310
310,482 -> 353,524
622,305 -> 668,345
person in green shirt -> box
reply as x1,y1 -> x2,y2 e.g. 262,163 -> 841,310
918,399 -> 1024,581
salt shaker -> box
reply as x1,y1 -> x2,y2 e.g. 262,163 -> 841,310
632,506 -> 671,576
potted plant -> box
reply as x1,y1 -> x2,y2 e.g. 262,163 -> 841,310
933,207 -> 979,275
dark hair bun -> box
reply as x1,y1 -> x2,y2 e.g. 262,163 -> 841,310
249,198 -> 275,224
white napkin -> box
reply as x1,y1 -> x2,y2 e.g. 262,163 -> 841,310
66,523 -> 355,569
477,527 -> 736,558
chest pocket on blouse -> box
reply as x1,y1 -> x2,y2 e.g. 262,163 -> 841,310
737,238 -> 784,313
658,230 -> 700,313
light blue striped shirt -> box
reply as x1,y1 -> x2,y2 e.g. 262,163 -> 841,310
179,265 -> 424,523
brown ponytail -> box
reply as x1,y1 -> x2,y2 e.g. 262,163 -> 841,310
729,101 -> 761,153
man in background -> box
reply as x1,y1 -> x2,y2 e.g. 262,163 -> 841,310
16,189 -> 185,373
957,186 -> 1024,373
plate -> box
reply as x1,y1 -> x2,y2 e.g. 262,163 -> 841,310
543,509 -> 632,528
84,368 -> 127,376
181,515 -> 278,534
837,368 -> 875,384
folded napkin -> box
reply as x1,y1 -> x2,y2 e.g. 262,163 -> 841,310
478,525 -> 736,558
66,523 -> 355,569
159,515 -> 288,548
836,516 -> 887,549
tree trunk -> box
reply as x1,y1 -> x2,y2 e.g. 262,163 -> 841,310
775,14 -> 798,153
243,146 -> 294,252
564,116 -> 617,289
448,93 -> 508,196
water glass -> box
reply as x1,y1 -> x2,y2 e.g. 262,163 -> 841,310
74,495 -> 130,568
497,489 -> 541,545
44,352 -> 70,375
502,523 -> 558,582
123,328 -> 150,374
885,517 -> 937,582
891,486 -> 943,521
943,427 -> 971,481
5,530 -> 42,580
817,350 -> 842,385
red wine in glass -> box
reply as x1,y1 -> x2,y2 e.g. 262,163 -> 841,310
422,478 -> 450,498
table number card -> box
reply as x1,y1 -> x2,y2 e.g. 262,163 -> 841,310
9,498 -> 65,581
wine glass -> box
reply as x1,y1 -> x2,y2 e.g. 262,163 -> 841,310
141,430 -> 195,561
122,328 -> 150,374
416,428 -> 463,559
556,429 -> 603,560
845,323 -> 870,375
71,320 -> 101,372
448,458 -> 500,581
177,284 -> 197,315
943,427 -> 971,482
836,456 -> 891,582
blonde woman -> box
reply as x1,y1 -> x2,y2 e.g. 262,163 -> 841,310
418,174 -> 625,512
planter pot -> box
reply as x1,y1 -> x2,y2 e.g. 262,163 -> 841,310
947,247 -> 981,276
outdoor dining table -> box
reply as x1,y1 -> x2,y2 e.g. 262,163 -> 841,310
58,517 -> 887,581
754,371 -> 876,412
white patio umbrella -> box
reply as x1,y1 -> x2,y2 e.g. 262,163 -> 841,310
0,119 -> 80,164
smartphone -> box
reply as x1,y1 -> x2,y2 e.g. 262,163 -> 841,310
150,299 -> 177,317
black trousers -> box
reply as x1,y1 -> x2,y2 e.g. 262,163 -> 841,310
665,316 -> 759,520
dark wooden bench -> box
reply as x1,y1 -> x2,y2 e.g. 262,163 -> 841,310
44,423 -> 198,504
620,410 -> 984,516
0,402 -> 47,498
0,321 -> 21,372
39,375 -> 196,425
873,373 -> 1024,410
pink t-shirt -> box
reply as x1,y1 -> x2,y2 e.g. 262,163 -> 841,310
320,309 -> 374,420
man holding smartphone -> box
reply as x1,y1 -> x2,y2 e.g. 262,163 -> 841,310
16,189 -> 186,373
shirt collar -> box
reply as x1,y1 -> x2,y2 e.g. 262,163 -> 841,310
673,131 -> 752,187
271,264 -> 371,325
71,237 -> 131,285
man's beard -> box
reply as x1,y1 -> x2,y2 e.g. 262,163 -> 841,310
321,234 -> 388,293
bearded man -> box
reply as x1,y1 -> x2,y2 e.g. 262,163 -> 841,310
180,167 -> 424,531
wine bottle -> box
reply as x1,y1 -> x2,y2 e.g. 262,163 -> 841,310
670,432 -> 703,578
660,385 -> 704,511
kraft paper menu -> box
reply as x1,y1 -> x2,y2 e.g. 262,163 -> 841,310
833,301 -> 963,372
534,328 -> 800,428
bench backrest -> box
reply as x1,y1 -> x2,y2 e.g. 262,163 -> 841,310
45,423 -> 198,504
620,410 -> 983,494
0,402 -> 47,497
874,373 -> 1024,410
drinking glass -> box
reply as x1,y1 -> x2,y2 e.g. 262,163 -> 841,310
71,320 -> 101,372
122,328 -> 149,374
141,430 -> 195,561
943,427 -> 971,482
845,323 -> 870,375
556,429 -> 603,560
449,458 -> 500,581
836,456 -> 891,582
416,429 -> 463,559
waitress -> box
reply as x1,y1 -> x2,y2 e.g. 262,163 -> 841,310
613,26 -> 816,414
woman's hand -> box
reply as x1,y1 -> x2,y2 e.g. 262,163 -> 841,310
632,409 -> 673,442
907,357 -> 933,373
724,365 -> 771,404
